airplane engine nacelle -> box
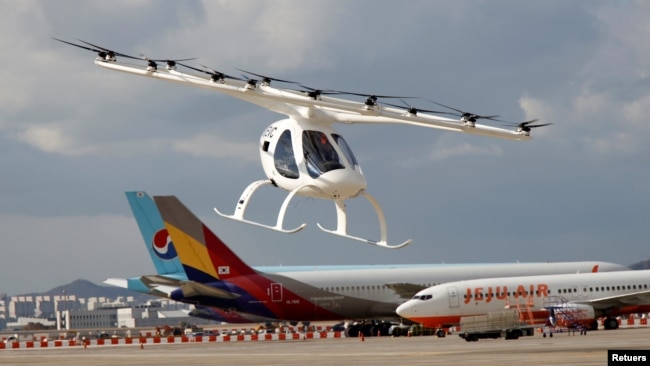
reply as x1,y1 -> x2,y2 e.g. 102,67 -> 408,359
259,119 -> 367,200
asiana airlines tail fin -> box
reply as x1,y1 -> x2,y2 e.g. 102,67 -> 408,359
154,195 -> 257,283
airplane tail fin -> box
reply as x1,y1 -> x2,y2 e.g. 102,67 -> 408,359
591,265 -> 599,273
125,191 -> 185,276
154,195 -> 257,282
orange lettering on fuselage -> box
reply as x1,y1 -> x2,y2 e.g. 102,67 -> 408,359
516,285 -> 526,298
538,284 -> 549,297
496,286 -> 508,300
465,284 -> 549,303
474,287 -> 484,301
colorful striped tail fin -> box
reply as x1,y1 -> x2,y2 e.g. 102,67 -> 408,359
154,195 -> 257,282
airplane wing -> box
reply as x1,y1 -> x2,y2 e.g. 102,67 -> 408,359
104,278 -> 129,289
575,289 -> 650,309
385,282 -> 428,299
177,281 -> 241,300
138,275 -> 241,300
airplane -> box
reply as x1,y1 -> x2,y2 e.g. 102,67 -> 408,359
103,191 -> 629,335
395,269 -> 650,333
54,38 -> 551,249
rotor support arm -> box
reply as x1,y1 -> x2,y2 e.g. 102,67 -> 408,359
93,60 -> 532,140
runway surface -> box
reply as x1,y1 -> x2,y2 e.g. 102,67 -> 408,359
2,327 -> 649,366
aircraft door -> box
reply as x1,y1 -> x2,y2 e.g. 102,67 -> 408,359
447,286 -> 460,308
271,283 -> 283,302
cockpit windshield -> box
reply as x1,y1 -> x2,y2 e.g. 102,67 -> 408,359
412,294 -> 433,301
332,134 -> 361,173
302,130 -> 345,178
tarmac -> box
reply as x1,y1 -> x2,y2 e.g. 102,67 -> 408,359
2,327 -> 649,366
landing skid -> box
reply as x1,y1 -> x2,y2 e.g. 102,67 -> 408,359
214,179 -> 307,234
316,192 -> 412,249
215,180 -> 412,249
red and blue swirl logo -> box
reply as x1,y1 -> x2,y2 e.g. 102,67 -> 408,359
151,229 -> 178,260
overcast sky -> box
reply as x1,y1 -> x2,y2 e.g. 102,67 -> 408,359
1,1 -> 649,296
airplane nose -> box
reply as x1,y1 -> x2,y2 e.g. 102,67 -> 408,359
396,301 -> 417,318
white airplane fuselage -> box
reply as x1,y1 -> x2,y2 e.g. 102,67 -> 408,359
246,262 -> 627,320
396,269 -> 650,329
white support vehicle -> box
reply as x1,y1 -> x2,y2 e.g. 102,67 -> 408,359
458,310 -> 536,342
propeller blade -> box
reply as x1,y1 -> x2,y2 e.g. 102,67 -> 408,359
177,63 -> 242,81
428,99 -> 465,114
428,99 -> 500,121
75,39 -> 141,60
526,122 -> 553,128
501,119 -> 552,131
382,99 -> 456,116
237,69 -> 298,84
137,52 -> 197,68
294,85 -> 348,99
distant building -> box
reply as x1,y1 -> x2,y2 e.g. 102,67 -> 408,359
1,292 -> 197,331
58,306 -> 195,330
6,317 -> 56,329
0,294 -> 7,330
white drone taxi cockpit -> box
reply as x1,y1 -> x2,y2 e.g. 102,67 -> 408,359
54,38 -> 551,249
249,118 -> 387,245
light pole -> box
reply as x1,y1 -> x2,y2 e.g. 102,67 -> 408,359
62,290 -> 67,330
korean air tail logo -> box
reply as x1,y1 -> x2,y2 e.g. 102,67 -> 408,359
152,229 -> 178,260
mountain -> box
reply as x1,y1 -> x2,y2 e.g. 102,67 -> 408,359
19,279 -> 156,303
629,259 -> 650,270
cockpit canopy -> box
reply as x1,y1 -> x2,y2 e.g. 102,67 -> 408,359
272,129 -> 361,180
259,119 -> 367,200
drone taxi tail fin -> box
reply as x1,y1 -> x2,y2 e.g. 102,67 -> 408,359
154,195 -> 257,282
125,191 -> 185,277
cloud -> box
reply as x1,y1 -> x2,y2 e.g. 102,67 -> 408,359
17,125 -> 96,156
513,2 -> 650,156
622,94 -> 650,127
172,134 -> 258,161
160,1 -> 341,72
428,142 -> 503,161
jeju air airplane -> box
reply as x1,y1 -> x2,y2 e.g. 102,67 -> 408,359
396,270 -> 650,332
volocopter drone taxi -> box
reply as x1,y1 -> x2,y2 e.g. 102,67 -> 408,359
55,39 -> 551,249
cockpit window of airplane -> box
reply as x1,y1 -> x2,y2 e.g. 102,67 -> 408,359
413,294 -> 433,301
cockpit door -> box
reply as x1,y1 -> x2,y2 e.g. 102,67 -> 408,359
447,286 -> 460,308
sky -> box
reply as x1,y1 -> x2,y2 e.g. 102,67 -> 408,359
1,0 -> 649,296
